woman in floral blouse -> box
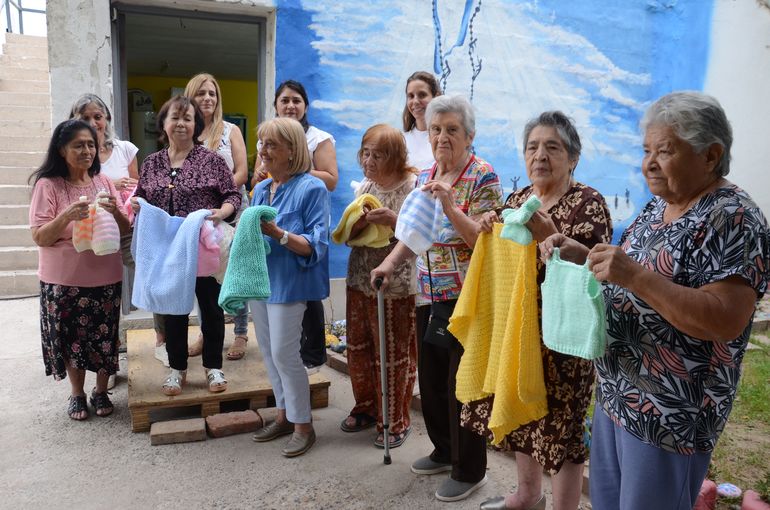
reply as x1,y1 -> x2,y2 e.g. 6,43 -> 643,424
473,111 -> 612,510
543,92 -> 769,510
132,95 -> 241,396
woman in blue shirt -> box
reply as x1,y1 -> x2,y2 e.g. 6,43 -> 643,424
249,117 -> 330,457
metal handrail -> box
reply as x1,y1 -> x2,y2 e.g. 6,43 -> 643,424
3,0 -> 45,34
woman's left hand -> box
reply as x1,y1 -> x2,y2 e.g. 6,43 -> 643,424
365,207 -> 398,229
114,177 -> 137,192
587,243 -> 642,287
260,220 -> 283,239
422,180 -> 454,210
98,195 -> 120,216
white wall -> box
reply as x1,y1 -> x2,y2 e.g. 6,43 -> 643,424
704,0 -> 770,215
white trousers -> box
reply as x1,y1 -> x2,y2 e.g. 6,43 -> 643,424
249,300 -> 311,424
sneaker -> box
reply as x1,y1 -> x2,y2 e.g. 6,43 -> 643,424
411,455 -> 452,475
154,344 -> 169,367
435,474 -> 488,502
304,362 -> 322,375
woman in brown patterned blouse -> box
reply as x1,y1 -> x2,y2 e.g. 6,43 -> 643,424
472,111 -> 612,510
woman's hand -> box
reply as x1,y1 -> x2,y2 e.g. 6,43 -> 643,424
63,200 -> 90,222
130,197 -> 141,214
113,177 -> 137,192
540,233 -> 590,265
207,207 -> 231,225
370,259 -> 396,291
260,220 -> 283,239
364,207 -> 398,229
587,244 -> 642,287
526,210 -> 558,242
477,210 -> 499,233
97,195 -> 120,216
422,180 -> 454,210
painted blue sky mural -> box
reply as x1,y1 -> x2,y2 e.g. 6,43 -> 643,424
276,0 -> 714,277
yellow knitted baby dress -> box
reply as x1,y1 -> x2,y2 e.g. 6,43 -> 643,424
449,223 -> 547,444
331,193 -> 393,248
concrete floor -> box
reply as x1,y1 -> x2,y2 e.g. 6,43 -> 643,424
0,296 -> 582,510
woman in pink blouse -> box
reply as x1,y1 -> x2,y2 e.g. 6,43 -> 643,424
132,96 -> 241,396
29,119 -> 130,420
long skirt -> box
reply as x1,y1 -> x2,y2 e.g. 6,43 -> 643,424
39,281 -> 121,380
346,287 -> 417,434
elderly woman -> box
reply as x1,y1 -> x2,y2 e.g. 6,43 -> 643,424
371,95 -> 502,502
253,80 -> 338,374
249,117 -> 329,458
132,96 -> 241,396
469,111 -> 612,510
543,92 -> 769,510
340,124 -> 418,448
69,94 -> 143,378
29,119 -> 130,420
184,73 -> 250,361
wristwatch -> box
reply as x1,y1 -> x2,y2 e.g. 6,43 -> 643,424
279,229 -> 289,246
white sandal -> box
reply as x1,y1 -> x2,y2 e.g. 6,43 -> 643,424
206,368 -> 227,393
161,369 -> 186,396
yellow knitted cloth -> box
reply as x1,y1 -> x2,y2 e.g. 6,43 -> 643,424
449,223 -> 547,444
331,193 -> 393,248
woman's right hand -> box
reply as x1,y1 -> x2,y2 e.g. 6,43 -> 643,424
114,177 -> 137,192
63,200 -> 90,222
370,260 -> 395,291
477,210 -> 499,233
130,197 -> 141,214
540,233 -> 590,265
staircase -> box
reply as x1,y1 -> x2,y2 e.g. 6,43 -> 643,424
0,33 -> 50,297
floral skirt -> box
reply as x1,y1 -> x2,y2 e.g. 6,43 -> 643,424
39,281 -> 121,380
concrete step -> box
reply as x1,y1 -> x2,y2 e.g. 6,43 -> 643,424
0,66 -> 48,81
0,92 -> 51,107
0,269 -> 39,297
2,105 -> 50,122
0,167 -> 36,185
0,119 -> 51,137
0,184 -> 32,204
0,151 -> 45,167
0,136 -> 49,152
0,54 -> 48,71
5,33 -> 47,47
0,226 -> 34,247
0,204 -> 30,224
2,43 -> 48,59
0,78 -> 49,93
0,246 -> 38,270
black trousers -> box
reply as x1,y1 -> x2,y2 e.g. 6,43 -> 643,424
299,300 -> 327,366
164,277 -> 225,371
419,324 -> 487,483
415,304 -> 431,359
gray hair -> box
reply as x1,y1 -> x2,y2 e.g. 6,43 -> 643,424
522,111 -> 581,161
68,93 -> 115,149
641,91 -> 732,176
425,95 -> 475,137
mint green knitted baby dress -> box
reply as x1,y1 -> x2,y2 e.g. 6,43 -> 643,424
541,248 -> 607,359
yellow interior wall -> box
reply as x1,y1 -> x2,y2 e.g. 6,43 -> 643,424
127,75 -> 259,153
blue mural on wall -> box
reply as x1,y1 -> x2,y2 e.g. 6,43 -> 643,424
275,0 -> 714,278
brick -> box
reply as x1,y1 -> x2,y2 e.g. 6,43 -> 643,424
205,410 -> 263,438
150,418 -> 206,445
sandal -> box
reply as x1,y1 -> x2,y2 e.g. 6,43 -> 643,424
67,395 -> 89,421
374,426 -> 412,449
161,369 -> 186,396
206,368 -> 227,393
90,389 -> 114,417
226,335 -> 248,361
340,412 -> 377,432
188,332 -> 203,357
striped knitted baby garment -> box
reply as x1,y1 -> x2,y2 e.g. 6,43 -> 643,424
331,193 -> 393,248
73,196 -> 120,255
394,187 -> 443,254
542,248 -> 607,359
449,223 -> 547,444
218,205 -> 277,314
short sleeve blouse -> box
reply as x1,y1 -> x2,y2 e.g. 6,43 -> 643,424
100,139 -> 138,181
596,184 -> 770,454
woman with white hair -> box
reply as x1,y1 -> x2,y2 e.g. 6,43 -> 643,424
542,91 -> 769,510
372,95 -> 503,502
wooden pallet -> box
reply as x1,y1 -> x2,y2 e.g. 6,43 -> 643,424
127,328 -> 330,432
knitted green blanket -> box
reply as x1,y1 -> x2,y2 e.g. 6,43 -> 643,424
218,205 -> 278,314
